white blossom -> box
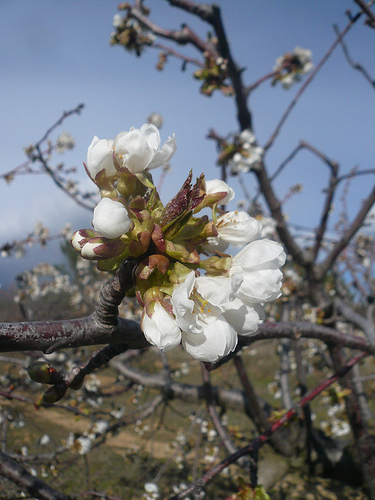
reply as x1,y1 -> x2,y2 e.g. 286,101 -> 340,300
39,434 -> 50,446
144,482 -> 160,499
141,301 -> 181,351
230,239 -> 286,304
56,132 -> 75,153
86,136 -> 117,181
92,198 -> 132,239
114,123 -> 176,173
76,436 -> 92,455
92,420 -> 109,435
171,272 -> 238,362
214,211 -> 262,247
229,128 -> 264,173
230,147 -> 264,173
274,46 -> 313,89
113,13 -> 123,28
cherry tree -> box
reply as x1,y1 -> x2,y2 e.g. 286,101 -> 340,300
0,1 -> 375,499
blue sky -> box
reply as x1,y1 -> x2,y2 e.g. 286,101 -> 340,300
1,1 -> 374,288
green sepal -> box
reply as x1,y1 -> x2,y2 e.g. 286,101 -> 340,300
135,171 -> 155,189
96,247 -> 130,271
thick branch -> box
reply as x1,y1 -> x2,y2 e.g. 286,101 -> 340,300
0,260 -> 149,353
166,0 -> 251,129
354,0 -> 375,25
0,315 -> 148,353
210,5 -> 251,130
166,0 -> 215,23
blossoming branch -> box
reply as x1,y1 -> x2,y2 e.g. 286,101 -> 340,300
71,124 -> 286,362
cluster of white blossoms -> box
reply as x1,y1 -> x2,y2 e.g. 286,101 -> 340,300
273,46 -> 313,89
72,124 -> 285,362
229,129 -> 264,174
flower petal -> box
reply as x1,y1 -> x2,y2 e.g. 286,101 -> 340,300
233,239 -> 286,271
181,317 -> 237,362
140,123 -> 161,151
237,268 -> 283,303
141,302 -> 181,351
195,275 -> 240,306
216,211 -> 262,246
147,134 -> 177,170
86,137 -> 116,180
171,271 -> 195,317
204,179 -> 235,205
114,129 -> 154,173
222,299 -> 264,335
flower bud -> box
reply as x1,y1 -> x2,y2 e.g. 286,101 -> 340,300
204,179 -> 235,205
80,236 -> 126,260
28,361 -> 64,385
42,384 -> 67,404
117,173 -> 139,199
71,229 -> 97,253
93,198 -> 133,239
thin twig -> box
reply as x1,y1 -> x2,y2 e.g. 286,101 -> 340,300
334,24 -> 375,88
264,13 -> 362,151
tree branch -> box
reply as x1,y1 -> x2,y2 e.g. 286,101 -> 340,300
0,260 -> 150,353
264,13 -> 362,151
334,23 -> 375,89
0,450 -> 71,500
169,351 -> 367,499
316,184 -> 375,279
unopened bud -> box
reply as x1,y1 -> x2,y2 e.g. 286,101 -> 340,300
42,384 -> 67,404
71,229 -> 97,253
117,173 -> 139,199
81,236 -> 126,260
28,361 -> 64,385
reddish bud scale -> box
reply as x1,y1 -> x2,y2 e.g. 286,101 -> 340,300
151,224 -> 166,252
135,254 -> 170,280
128,230 -> 151,256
